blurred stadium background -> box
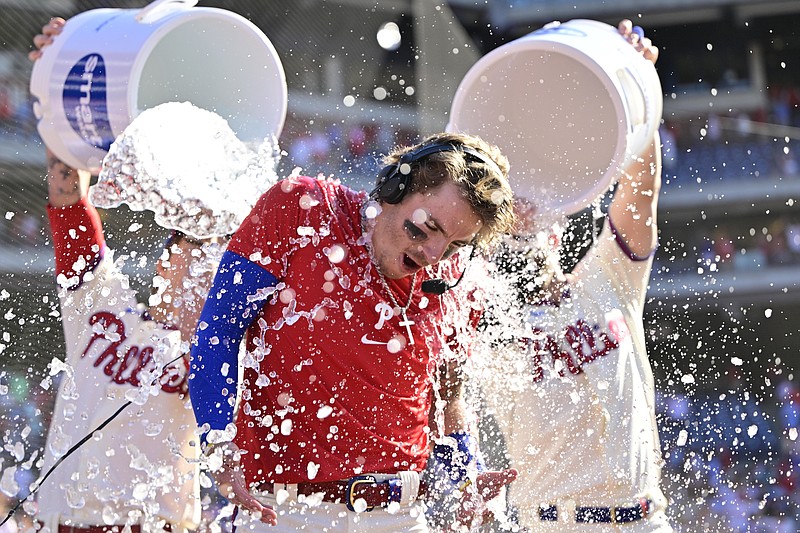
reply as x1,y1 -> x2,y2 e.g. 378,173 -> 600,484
1,0 -> 799,530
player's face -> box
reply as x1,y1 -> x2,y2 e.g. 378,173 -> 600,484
371,181 -> 482,279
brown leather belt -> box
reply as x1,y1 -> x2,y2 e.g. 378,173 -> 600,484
259,475 -> 428,512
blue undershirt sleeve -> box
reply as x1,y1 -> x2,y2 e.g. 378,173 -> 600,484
189,250 -> 279,440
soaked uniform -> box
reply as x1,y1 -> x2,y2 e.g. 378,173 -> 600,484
37,198 -> 199,531
480,219 -> 672,532
190,175 -> 476,532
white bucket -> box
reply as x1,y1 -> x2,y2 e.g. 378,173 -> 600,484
447,19 -> 663,216
30,0 -> 288,173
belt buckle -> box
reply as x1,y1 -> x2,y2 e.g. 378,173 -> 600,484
345,474 -> 379,512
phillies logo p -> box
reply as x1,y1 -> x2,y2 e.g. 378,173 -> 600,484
63,53 -> 114,151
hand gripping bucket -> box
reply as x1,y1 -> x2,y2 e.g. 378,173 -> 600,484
447,19 -> 663,216
30,0 -> 288,173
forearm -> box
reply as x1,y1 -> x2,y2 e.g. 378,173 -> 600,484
608,132 -> 662,257
433,361 -> 472,434
47,198 -> 106,280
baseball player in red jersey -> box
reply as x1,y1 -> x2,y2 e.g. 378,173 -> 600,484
189,132 -> 518,531
474,20 -> 673,532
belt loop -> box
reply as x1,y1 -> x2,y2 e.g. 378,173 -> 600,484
563,498 -> 576,523
274,482 -> 298,504
396,471 -> 420,505
286,482 -> 299,502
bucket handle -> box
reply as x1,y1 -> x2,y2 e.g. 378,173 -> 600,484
136,0 -> 198,23
616,65 -> 661,155
616,67 -> 646,129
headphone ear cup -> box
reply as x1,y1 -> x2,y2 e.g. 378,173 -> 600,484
372,163 -> 398,203
374,157 -> 411,204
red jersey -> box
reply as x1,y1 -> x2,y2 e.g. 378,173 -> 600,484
227,175 -> 473,484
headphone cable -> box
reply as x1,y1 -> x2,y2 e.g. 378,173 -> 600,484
0,354 -> 184,526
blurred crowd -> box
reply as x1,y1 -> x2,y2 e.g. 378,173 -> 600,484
660,85 -> 800,185
656,370 -> 799,532
653,214 -> 800,279
0,371 -> 50,532
0,79 -> 36,141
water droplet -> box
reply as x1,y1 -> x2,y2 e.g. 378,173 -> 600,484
144,422 -> 164,437
102,505 -> 120,524
276,487 -> 290,504
0,466 -> 19,496
387,337 -> 403,354
299,195 -> 318,210
65,486 -> 86,509
277,392 -> 292,407
280,288 -> 296,304
327,244 -> 346,264
307,461 -> 320,480
132,482 -> 150,500
352,498 -> 368,512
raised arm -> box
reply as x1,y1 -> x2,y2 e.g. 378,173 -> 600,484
33,19 -> 91,207
607,20 -> 662,258
33,20 -> 105,279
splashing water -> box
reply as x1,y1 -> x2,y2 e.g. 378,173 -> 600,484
64,486 -> 86,509
90,101 -> 281,239
0,466 -> 19,497
47,424 -> 72,459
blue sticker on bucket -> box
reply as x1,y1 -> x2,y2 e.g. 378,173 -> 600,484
63,53 -> 114,151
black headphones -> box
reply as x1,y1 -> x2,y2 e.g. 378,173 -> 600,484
372,142 -> 500,204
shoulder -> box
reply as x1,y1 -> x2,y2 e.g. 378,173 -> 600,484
259,175 -> 365,214
232,176 -> 366,249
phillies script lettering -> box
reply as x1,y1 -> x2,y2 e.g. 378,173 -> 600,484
524,315 -> 629,382
82,311 -> 187,394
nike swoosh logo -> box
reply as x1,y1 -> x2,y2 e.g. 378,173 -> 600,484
361,334 -> 387,345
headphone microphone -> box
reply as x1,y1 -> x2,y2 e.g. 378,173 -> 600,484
421,278 -> 450,296
421,245 -> 477,295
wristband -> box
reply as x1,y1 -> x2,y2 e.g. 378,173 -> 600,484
432,431 -> 486,485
